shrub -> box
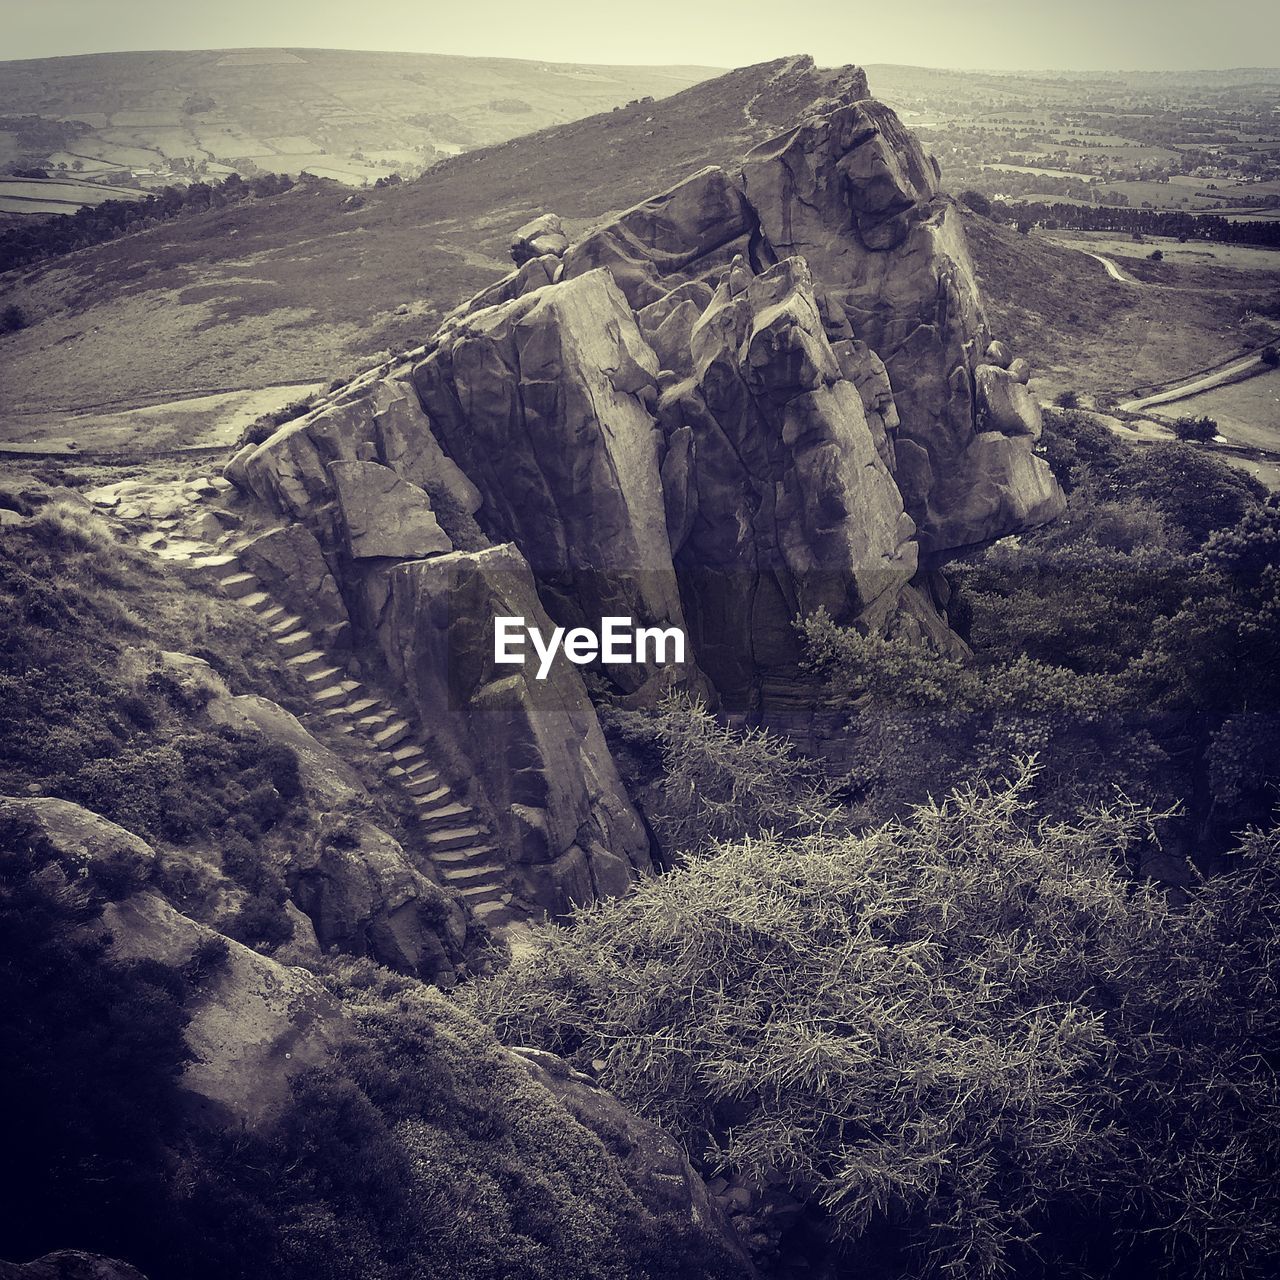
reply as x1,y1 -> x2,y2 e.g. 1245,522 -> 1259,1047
470,771 -> 1280,1280
1,302 -> 28,333
1053,388 -> 1080,409
1262,345 -> 1279,368
1173,413 -> 1218,442
645,692 -> 838,858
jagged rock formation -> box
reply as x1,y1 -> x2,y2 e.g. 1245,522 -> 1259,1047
226,67 -> 1065,914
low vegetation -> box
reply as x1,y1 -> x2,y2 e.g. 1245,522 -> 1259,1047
470,770 -> 1280,1280
0,819 -> 734,1280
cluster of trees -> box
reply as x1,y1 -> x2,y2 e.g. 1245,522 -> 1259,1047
988,197 -> 1280,248
0,171 -> 298,272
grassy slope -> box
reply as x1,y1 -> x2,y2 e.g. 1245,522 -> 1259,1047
0,56 -> 850,416
0,49 -> 718,172
963,213 -> 1280,400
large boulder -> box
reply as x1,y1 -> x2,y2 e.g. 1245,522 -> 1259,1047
411,268 -> 688,689
289,818 -> 468,982
329,460 -> 452,560
510,212 -> 569,264
378,543 -> 654,914
561,166 -> 757,308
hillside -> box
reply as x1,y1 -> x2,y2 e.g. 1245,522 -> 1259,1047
962,213 -> 1280,401
0,55 -> 857,419
0,47 -> 716,197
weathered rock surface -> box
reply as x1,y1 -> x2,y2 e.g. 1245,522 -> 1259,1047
512,1046 -> 755,1273
330,460 -> 452,560
226,78 -> 1066,904
738,99 -> 1063,550
237,524 -> 350,647
0,1253 -> 149,1280
290,817 -> 468,982
379,543 -> 653,913
411,267 -> 688,687
659,256 -> 918,699
510,211 -> 569,264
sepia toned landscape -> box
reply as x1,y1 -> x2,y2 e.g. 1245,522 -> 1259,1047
2,7 -> 1279,1280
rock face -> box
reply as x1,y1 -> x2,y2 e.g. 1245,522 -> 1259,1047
380,544 -> 653,913
0,1253 -> 149,1280
228,71 -> 1065,909
330,460 -> 452,560
659,256 -> 918,699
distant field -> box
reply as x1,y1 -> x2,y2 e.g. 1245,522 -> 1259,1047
1047,230 -> 1280,271
0,47 -> 718,198
1153,367 -> 1280,453
0,381 -> 323,451
0,175 -> 145,217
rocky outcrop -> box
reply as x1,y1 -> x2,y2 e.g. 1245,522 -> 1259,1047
512,1046 -> 755,1274
411,267 -> 688,688
0,1253 -> 149,1280
331,460 -> 452,560
379,544 -> 653,914
738,99 -> 1062,552
227,74 -> 1065,906
658,256 -> 918,698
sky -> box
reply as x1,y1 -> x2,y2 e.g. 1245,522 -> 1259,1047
1,0 -> 1277,70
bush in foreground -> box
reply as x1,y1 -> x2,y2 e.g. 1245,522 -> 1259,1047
470,770 -> 1280,1279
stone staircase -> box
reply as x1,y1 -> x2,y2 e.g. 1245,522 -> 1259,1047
97,492 -> 522,933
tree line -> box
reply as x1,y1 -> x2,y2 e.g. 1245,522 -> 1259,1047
0,171 -> 298,273
990,196 -> 1280,248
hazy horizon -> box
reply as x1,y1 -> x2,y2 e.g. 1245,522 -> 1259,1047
2,0 -> 1277,72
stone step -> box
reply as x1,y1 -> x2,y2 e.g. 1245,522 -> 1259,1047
218,572 -> 259,599
320,705 -> 352,721
286,649 -> 331,675
191,553 -> 239,572
259,604 -> 288,626
425,825 -> 487,852
430,844 -> 499,867
312,685 -> 351,709
302,665 -> 344,687
345,697 -> 381,717
405,780 -> 451,804
240,591 -> 273,612
370,720 -> 412,749
415,801 -> 474,831
389,743 -> 428,767
268,614 -> 302,636
274,630 -> 315,657
439,862 -> 506,887
453,881 -> 510,907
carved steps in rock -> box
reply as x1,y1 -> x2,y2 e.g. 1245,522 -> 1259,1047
105,519 -> 523,937
274,629 -> 316,658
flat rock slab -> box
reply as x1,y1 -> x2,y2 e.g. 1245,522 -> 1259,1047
330,460 -> 452,560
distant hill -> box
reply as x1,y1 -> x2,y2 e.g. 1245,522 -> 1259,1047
0,47 -> 718,200
0,55 -> 857,414
3,52 -> 1276,425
